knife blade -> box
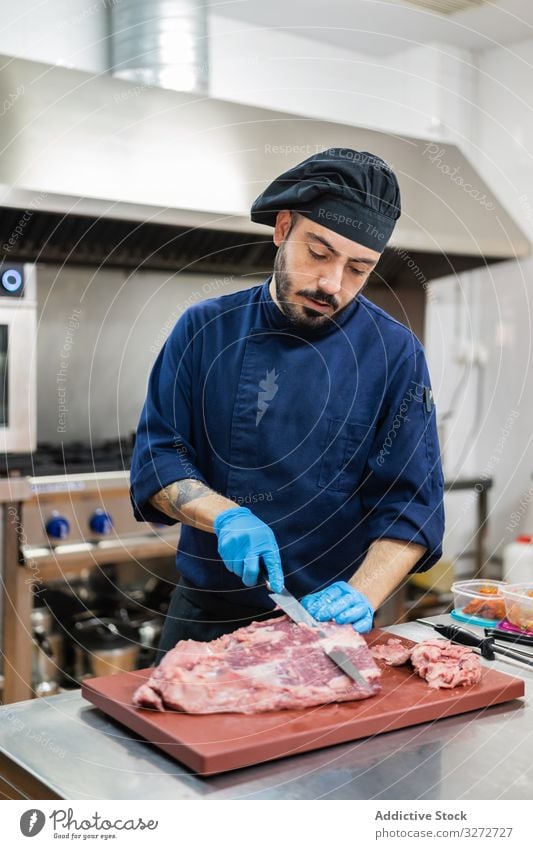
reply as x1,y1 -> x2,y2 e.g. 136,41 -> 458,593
269,585 -> 373,693
268,586 -> 318,628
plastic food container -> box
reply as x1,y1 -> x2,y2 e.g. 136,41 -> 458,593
502,583 -> 533,631
451,580 -> 507,623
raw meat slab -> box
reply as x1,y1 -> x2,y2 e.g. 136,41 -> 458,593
133,615 -> 381,713
81,629 -> 525,776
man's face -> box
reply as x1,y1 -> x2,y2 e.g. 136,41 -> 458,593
271,210 -> 381,330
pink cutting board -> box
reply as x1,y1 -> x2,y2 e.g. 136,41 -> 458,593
81,629 -> 525,776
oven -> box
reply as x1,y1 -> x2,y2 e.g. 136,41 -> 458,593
0,262 -> 37,453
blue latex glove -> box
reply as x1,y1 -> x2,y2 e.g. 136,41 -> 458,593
300,581 -> 374,633
213,506 -> 284,593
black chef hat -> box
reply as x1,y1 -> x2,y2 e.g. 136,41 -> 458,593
251,147 -> 401,252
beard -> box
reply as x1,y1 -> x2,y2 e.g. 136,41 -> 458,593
273,240 -> 357,332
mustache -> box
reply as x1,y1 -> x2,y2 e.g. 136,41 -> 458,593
297,289 -> 339,310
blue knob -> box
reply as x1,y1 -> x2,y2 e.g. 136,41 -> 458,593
89,509 -> 113,535
46,514 -> 70,540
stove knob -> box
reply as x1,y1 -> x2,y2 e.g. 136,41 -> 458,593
89,509 -> 113,535
45,513 -> 70,540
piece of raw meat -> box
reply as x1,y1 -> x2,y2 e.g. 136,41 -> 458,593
410,638 -> 482,689
370,638 -> 412,666
133,615 -> 382,714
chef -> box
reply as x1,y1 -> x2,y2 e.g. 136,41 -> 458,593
130,147 -> 445,659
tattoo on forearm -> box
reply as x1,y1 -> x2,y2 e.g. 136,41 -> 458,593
150,479 -> 213,519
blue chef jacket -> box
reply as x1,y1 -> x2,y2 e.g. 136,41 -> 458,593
130,275 -> 445,610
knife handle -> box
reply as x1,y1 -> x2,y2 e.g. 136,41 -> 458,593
257,560 -> 272,592
431,622 -> 481,646
484,627 -> 533,647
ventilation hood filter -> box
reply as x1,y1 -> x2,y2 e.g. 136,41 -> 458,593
396,0 -> 488,14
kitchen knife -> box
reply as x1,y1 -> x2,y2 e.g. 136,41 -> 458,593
416,619 -> 533,668
484,627 -> 533,649
268,585 -> 374,693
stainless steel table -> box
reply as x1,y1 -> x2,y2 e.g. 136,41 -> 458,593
0,615 -> 530,800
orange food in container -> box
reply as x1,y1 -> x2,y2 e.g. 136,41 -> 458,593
452,580 -> 507,621
502,583 -> 533,631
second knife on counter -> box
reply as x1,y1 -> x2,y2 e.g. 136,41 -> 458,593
417,619 -> 533,668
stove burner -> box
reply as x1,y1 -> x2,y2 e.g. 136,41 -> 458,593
0,436 -> 135,477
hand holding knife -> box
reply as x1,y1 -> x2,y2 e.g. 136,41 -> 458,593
262,567 -> 374,693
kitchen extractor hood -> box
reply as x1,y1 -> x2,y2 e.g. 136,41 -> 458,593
0,54 -> 529,278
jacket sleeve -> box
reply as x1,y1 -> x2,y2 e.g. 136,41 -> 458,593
360,345 -> 445,573
129,311 -> 208,525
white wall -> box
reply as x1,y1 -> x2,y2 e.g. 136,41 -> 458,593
0,0 -> 108,73
36,265 -> 263,442
424,36 -> 533,568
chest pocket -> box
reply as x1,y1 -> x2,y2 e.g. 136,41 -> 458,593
317,418 -> 375,494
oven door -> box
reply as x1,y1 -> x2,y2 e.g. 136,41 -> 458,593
0,303 -> 36,453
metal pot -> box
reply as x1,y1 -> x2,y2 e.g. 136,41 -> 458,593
114,606 -> 162,649
31,607 -> 64,697
74,605 -> 162,655
33,632 -> 64,696
75,605 -> 161,639
72,618 -> 140,680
